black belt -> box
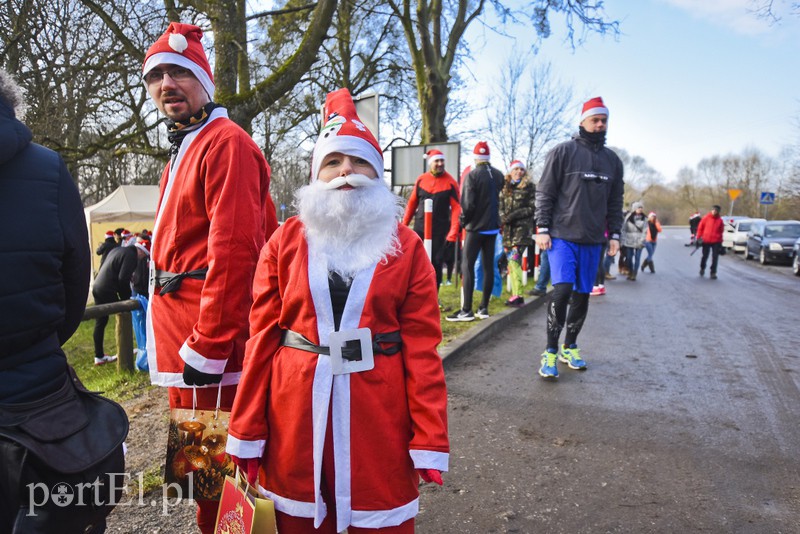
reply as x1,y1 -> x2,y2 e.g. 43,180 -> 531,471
154,267 -> 208,295
281,329 -> 401,362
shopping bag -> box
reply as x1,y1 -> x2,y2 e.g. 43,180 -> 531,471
474,234 -> 503,297
215,469 -> 277,534
164,387 -> 234,501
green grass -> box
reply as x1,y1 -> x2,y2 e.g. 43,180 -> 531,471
437,272 -> 544,346
62,320 -> 152,403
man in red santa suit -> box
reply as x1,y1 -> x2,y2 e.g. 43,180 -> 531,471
226,89 -> 449,534
141,23 -> 278,532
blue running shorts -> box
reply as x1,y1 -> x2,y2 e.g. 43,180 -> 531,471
548,238 -> 602,294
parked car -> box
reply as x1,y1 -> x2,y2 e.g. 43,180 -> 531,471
792,237 -> 800,276
744,220 -> 800,264
723,218 -> 766,252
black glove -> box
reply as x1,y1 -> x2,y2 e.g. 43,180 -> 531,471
696,237 -> 703,246
183,363 -> 223,386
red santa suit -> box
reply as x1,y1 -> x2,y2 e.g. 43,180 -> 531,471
227,217 -> 449,532
145,106 -> 278,387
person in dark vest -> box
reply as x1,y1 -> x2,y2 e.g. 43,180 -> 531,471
0,67 -> 124,533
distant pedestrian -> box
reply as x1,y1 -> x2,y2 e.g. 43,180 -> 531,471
446,141 -> 504,322
621,202 -> 647,281
534,96 -> 624,379
402,149 -> 461,291
688,210 -> 701,245
642,211 -> 662,273
499,160 -> 535,307
96,229 -> 120,268
696,204 -> 724,279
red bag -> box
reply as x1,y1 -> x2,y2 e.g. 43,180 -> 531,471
215,469 -> 277,534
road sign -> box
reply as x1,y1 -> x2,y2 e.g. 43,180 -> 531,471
728,189 -> 742,201
760,192 -> 775,205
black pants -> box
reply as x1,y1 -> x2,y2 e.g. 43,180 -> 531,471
461,232 -> 496,311
92,290 -> 118,359
700,242 -> 721,273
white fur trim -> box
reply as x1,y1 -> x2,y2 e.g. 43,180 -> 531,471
427,153 -> 445,163
258,487 -> 318,518
351,499 -> 419,529
473,154 -> 490,162
311,135 -> 384,182
580,106 -> 609,121
142,51 -> 215,100
225,434 -> 265,458
180,341 -> 228,374
409,449 -> 449,471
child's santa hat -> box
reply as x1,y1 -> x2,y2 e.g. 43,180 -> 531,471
473,141 -> 490,162
311,89 -> 383,181
425,149 -> 445,164
142,23 -> 215,99
580,96 -> 609,122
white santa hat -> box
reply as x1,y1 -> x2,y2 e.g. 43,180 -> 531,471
311,89 -> 384,181
425,149 -> 445,164
142,23 -> 215,100
580,96 -> 609,122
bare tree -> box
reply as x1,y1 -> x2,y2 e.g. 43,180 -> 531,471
385,0 -> 619,143
486,55 -> 574,174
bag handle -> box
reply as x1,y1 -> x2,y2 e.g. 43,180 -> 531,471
190,383 -> 223,421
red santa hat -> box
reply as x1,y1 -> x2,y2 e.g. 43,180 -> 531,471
509,160 -> 525,171
580,96 -> 609,122
134,237 -> 151,256
648,212 -> 657,218
142,23 -> 215,99
121,229 -> 132,238
311,89 -> 384,181
425,149 -> 445,164
104,230 -> 115,238
473,141 -> 490,162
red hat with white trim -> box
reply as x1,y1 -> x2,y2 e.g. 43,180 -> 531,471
134,237 -> 151,256
311,89 -> 383,181
104,230 -> 115,238
473,141 -> 490,161
142,23 -> 215,99
580,96 -> 609,122
425,149 -> 445,163
121,229 -> 132,238
509,160 -> 525,171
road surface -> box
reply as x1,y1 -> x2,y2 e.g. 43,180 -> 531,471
417,227 -> 800,533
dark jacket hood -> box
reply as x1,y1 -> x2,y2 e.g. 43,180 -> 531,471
0,98 -> 33,166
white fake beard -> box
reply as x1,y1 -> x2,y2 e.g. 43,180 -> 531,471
295,175 -> 404,279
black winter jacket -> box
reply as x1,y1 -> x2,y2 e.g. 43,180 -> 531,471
92,246 -> 138,300
535,134 -> 624,244
460,163 -> 504,232
0,97 -> 90,402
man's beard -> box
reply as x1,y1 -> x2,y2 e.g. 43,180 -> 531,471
295,175 -> 404,279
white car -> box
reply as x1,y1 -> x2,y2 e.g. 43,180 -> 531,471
724,218 -> 766,252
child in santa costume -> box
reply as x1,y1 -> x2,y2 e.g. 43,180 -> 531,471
227,89 -> 449,533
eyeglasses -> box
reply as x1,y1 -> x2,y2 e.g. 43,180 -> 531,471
144,67 -> 194,86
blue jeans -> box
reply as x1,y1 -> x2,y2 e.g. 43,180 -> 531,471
535,249 -> 550,291
625,247 -> 643,274
644,241 -> 657,262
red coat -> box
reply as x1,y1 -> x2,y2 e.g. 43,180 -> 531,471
146,108 -> 278,387
226,218 -> 449,531
402,171 -> 461,242
696,212 -> 724,244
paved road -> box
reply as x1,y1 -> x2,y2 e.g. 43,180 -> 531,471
417,227 -> 800,533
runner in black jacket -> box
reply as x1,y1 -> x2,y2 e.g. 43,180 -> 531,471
534,97 -> 624,379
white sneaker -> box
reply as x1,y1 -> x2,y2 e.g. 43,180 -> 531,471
94,355 -> 118,366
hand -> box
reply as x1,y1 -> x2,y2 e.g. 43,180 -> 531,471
182,363 -> 223,386
534,233 -> 551,251
231,455 -> 260,486
417,468 -> 443,485
607,239 -> 619,257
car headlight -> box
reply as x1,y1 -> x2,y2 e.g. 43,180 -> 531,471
769,242 -> 783,251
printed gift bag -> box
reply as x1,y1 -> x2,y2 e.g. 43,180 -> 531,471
164,387 -> 234,500
215,469 -> 277,534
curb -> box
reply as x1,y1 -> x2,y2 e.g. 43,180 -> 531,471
439,293 -> 549,364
